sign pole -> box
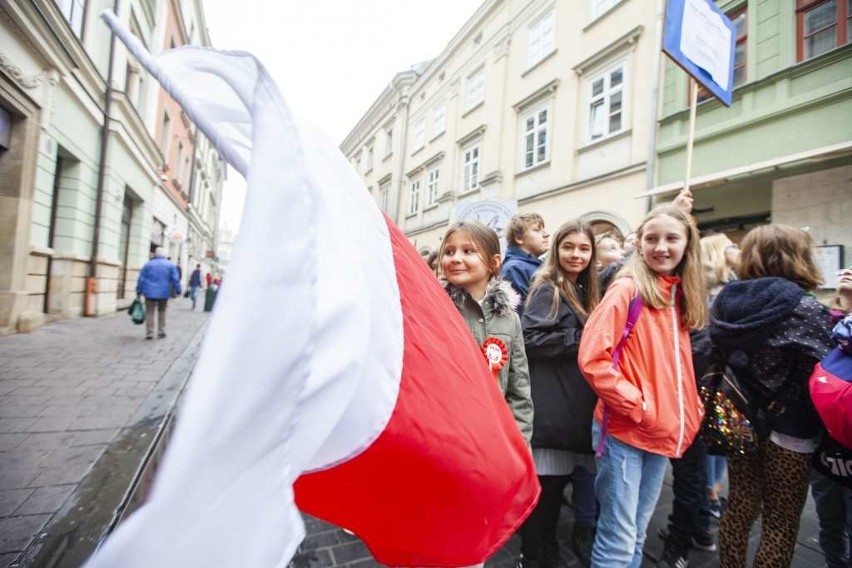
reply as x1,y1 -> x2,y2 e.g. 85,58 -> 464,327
683,81 -> 699,192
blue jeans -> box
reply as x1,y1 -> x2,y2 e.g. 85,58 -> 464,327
591,420 -> 668,568
811,468 -> 852,568
189,285 -> 200,309
706,454 -> 727,490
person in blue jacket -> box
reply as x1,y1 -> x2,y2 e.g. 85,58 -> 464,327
136,247 -> 181,339
501,212 -> 549,317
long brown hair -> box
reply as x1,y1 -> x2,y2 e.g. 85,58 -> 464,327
438,220 -> 502,280
618,205 -> 707,329
527,220 -> 600,320
736,224 -> 823,291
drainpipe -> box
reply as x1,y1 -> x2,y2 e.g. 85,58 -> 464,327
644,0 -> 665,213
86,0 -> 120,316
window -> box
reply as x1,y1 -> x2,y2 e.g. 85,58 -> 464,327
55,0 -> 85,37
175,142 -> 184,185
527,12 -> 555,67
408,179 -> 421,215
379,180 -> 390,212
413,120 -> 425,150
433,106 -> 446,138
797,0 -> 850,61
693,7 -> 747,102
587,63 -> 626,141
159,113 -> 171,157
366,145 -> 374,172
521,106 -> 549,169
462,144 -> 481,192
591,0 -> 620,20
466,67 -> 486,110
427,167 -> 440,206
384,128 -> 393,157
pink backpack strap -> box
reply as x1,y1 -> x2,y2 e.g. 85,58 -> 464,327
596,293 -> 643,457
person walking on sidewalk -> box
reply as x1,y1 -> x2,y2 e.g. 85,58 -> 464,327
136,247 -> 181,339
188,264 -> 203,310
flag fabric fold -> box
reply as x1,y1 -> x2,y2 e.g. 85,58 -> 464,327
87,11 -> 538,568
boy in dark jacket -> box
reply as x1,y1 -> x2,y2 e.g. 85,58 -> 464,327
501,213 -> 549,316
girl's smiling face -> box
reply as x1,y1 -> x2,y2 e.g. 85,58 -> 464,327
441,230 -> 496,299
641,214 -> 688,276
559,232 -> 593,282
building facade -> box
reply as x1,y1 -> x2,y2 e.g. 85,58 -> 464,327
342,0 -> 665,254
0,0 -> 223,333
653,0 -> 852,277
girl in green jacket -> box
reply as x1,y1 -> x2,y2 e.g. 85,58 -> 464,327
440,220 -> 534,443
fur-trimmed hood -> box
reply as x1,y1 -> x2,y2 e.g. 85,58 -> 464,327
443,278 -> 520,317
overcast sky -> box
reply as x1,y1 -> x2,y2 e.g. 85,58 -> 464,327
203,0 -> 484,231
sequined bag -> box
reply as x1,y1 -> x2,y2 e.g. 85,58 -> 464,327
698,357 -> 758,455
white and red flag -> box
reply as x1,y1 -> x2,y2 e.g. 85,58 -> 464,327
87,11 -> 538,568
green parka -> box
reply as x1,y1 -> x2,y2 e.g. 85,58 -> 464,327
444,279 -> 534,442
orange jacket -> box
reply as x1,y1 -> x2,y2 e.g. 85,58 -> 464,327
578,276 -> 703,458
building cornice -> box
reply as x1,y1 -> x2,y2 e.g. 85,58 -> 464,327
573,25 -> 644,75
340,69 -> 417,153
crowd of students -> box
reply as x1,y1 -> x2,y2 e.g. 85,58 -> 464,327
424,191 -> 851,568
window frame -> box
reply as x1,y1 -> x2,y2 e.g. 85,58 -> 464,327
466,66 -> 486,110
378,180 -> 390,213
408,178 -> 421,216
585,60 -> 628,143
527,11 -> 555,68
432,105 -> 446,138
796,0 -> 850,61
412,120 -> 425,151
55,0 -> 86,38
519,103 -> 551,170
384,127 -> 393,157
426,166 -> 440,206
461,143 -> 481,193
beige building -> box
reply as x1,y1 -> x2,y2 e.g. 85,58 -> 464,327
342,0 -> 664,253
0,0 -> 223,333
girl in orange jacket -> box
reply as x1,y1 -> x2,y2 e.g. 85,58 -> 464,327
578,205 -> 707,567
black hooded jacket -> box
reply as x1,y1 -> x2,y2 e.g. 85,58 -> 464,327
709,277 -> 834,439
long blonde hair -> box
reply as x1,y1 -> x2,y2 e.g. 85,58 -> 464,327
617,205 -> 707,329
700,233 -> 735,288
527,220 -> 600,320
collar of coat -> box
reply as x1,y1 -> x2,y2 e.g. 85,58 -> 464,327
443,278 -> 520,318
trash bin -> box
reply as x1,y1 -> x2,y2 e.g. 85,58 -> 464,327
204,285 -> 218,312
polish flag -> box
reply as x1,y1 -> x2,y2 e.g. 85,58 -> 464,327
86,12 -> 538,568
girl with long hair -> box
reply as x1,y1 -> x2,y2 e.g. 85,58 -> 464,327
518,220 -> 600,568
579,205 -> 707,567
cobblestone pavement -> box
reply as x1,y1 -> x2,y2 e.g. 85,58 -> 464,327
0,299 -> 208,567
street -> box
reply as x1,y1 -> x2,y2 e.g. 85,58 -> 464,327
0,303 -> 833,568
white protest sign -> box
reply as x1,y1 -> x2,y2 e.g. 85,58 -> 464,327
680,0 -> 733,91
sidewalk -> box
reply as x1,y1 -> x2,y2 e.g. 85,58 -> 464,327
0,300 -> 208,568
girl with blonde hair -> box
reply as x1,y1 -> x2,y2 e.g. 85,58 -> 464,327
579,205 -> 707,566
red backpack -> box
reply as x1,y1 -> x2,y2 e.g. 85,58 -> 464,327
810,347 -> 852,449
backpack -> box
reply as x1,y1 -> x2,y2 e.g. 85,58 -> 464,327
698,349 -> 760,455
809,315 -> 852,449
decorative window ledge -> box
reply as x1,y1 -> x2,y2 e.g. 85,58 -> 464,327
513,79 -> 560,112
573,25 -> 643,76
515,160 -> 551,178
461,101 -> 484,119
577,128 -> 632,153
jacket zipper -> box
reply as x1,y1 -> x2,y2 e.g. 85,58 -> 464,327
671,283 -> 685,457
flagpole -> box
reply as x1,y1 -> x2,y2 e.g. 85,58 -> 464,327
683,80 -> 699,192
